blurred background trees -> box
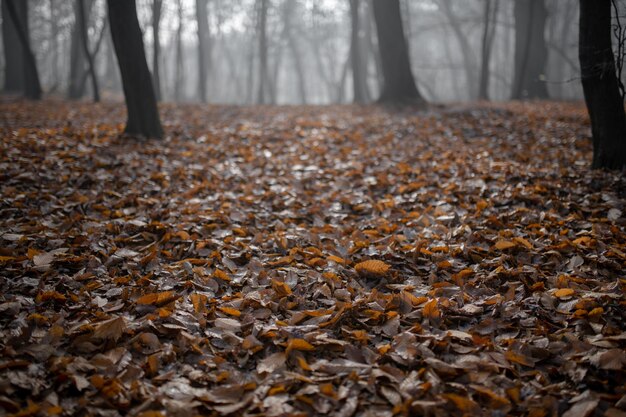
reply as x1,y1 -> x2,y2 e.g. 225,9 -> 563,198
0,0 -> 587,105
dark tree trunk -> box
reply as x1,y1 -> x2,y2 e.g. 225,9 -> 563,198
257,0 -> 269,104
107,0 -> 163,138
77,0 -> 100,102
512,0 -> 549,99
196,0 -> 211,103
371,0 -> 423,104
479,0 -> 498,100
2,0 -> 26,93
579,0 -> 626,169
152,0 -> 162,101
350,0 -> 370,103
5,0 -> 41,100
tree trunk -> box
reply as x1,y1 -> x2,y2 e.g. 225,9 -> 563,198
174,0 -> 184,102
49,0 -> 60,91
440,0 -> 479,100
579,0 -> 626,169
68,0 -> 93,99
2,0 -> 27,93
196,0 -> 210,103
512,0 -> 549,99
77,0 -> 100,102
350,0 -> 370,103
283,1 -> 307,104
4,0 -> 41,100
152,0 -> 162,101
479,0 -> 498,100
257,0 -> 269,104
107,0 -> 163,138
371,0 -> 423,103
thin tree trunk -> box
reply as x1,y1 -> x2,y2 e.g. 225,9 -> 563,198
350,0 -> 370,103
579,0 -> 626,169
440,0 -> 479,100
257,0 -> 269,104
152,0 -> 162,101
107,0 -> 163,138
5,0 -> 41,100
371,0 -> 423,103
174,0 -> 184,102
49,0 -> 60,91
196,0 -> 210,103
512,0 -> 549,99
479,0 -> 498,100
283,1 -> 307,104
68,0 -> 93,99
77,0 -> 100,102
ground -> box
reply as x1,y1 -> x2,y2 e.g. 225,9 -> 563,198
0,100 -> 625,417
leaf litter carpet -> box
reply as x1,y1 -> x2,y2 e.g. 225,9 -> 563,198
0,100 -> 625,417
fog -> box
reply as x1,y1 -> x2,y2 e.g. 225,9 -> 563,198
1,0 -> 588,104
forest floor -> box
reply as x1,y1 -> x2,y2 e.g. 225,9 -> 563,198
0,100 -> 625,417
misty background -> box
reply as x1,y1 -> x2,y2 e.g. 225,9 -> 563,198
0,0 -> 599,105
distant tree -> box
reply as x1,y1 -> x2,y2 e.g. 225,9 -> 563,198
439,0 -> 479,100
107,0 -> 163,138
174,0 -> 184,101
282,0 -> 307,104
371,0 -> 423,104
68,0 -> 93,99
512,0 -> 549,99
196,0 -> 211,103
152,0 -> 163,101
257,0 -> 269,104
4,0 -> 41,100
349,0 -> 370,103
479,0 -> 498,100
579,0 -> 626,169
77,0 -> 100,102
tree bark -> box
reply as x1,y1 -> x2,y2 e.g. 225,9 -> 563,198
371,0 -> 423,104
350,0 -> 370,103
512,0 -> 549,99
196,0 -> 210,103
2,0 -> 26,93
4,0 -> 41,100
68,0 -> 93,99
283,1 -> 307,104
107,0 -> 163,138
579,0 -> 626,169
77,0 -> 100,102
152,0 -> 162,101
440,0 -> 479,100
257,0 -> 269,104
174,0 -> 184,102
478,0 -> 498,100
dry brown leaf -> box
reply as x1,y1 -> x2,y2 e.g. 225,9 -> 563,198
354,260 -> 390,278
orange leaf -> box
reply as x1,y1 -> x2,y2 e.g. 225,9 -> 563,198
272,279 -> 292,297
505,350 -> 535,367
494,240 -> 516,250
286,338 -> 315,354
354,260 -> 390,278
189,293 -> 208,313
218,306 -> 241,317
554,288 -> 575,298
422,299 -> 441,320
136,291 -> 179,306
